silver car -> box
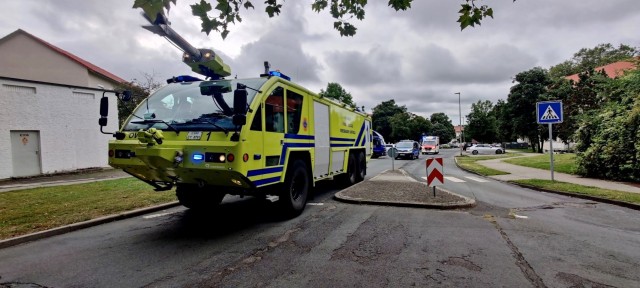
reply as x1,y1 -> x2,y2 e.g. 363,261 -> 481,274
469,144 -> 504,155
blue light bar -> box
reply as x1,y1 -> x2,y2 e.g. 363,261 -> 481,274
167,75 -> 203,83
192,153 -> 204,161
268,71 -> 291,81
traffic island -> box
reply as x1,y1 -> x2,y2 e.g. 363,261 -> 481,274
334,169 -> 475,209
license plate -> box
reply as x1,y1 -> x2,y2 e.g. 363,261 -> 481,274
186,131 -> 202,140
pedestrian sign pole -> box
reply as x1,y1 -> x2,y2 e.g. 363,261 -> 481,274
536,101 -> 563,181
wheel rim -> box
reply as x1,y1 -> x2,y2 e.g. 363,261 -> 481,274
290,170 -> 305,201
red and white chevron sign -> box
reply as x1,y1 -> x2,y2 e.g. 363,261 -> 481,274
426,158 -> 444,187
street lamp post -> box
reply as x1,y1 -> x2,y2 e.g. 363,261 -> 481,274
455,92 -> 462,156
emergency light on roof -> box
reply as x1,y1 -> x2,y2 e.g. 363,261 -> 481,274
167,75 -> 203,84
268,70 -> 291,81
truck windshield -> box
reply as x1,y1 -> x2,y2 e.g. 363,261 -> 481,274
123,78 -> 267,132
423,140 -> 437,146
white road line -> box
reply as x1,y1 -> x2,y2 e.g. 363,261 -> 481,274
514,214 -> 529,219
464,176 -> 490,183
143,212 -> 176,219
421,176 -> 466,183
307,203 -> 324,206
444,176 -> 466,183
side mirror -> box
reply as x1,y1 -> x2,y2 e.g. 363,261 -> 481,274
233,88 -> 248,115
99,97 -> 109,127
100,97 -> 109,117
120,90 -> 132,102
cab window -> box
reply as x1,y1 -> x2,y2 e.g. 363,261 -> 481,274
250,106 -> 262,131
286,90 -> 304,134
265,87 -> 285,133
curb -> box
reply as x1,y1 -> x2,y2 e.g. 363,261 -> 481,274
334,170 -> 476,209
334,186 -> 476,209
509,182 -> 640,211
0,201 -> 181,250
453,156 -> 640,211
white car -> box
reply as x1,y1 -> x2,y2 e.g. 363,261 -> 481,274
385,143 -> 395,154
469,144 -> 505,155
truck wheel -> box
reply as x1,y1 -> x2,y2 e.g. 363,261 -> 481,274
176,184 -> 225,210
356,151 -> 366,182
336,152 -> 357,186
280,159 -> 310,217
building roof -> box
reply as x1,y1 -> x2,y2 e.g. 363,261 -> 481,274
0,29 -> 126,83
565,60 -> 637,82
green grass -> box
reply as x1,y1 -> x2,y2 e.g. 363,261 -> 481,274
512,179 -> 640,205
504,153 -> 577,174
455,154 -> 519,176
0,178 -> 176,240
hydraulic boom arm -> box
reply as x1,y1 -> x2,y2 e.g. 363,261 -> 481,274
141,12 -> 231,79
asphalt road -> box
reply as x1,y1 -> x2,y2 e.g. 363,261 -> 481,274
1,150 -> 639,287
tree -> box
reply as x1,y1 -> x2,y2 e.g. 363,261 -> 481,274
389,112 -> 411,141
133,0 -> 508,39
574,68 -> 640,181
507,67 -> 551,153
372,100 -> 407,141
408,114 -> 433,141
429,113 -> 455,144
552,68 -> 610,144
319,82 -> 356,108
549,43 -> 639,79
115,73 -> 163,126
465,100 -> 497,143
492,99 -> 514,143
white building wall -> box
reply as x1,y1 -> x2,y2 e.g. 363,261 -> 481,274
0,78 -> 119,179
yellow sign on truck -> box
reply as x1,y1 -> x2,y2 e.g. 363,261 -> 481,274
99,70 -> 371,216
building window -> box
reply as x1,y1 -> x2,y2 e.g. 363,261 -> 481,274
3,84 -> 36,94
73,91 -> 95,99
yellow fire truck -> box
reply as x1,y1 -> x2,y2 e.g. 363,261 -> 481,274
98,12 -> 371,216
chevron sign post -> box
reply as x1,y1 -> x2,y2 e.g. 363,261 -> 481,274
426,158 -> 444,197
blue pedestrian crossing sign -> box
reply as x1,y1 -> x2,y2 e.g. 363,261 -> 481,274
536,101 -> 563,124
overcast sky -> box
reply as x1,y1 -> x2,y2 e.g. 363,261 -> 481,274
1,0 -> 638,125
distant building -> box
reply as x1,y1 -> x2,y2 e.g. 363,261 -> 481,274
0,29 -> 124,179
565,59 -> 637,82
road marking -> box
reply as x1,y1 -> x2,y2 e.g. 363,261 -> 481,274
514,214 -> 529,219
143,212 -> 175,219
307,202 -> 324,206
444,176 -> 466,182
464,176 -> 490,183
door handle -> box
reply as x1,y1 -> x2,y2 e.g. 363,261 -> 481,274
280,140 -> 284,145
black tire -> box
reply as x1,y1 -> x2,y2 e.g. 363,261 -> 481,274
472,150 -> 479,155
176,184 -> 225,210
356,151 -> 366,182
280,159 -> 310,217
495,149 -> 502,154
336,152 -> 357,186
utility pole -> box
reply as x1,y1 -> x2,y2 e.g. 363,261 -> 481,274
455,92 -> 462,156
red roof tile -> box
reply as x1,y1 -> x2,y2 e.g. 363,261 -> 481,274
565,60 -> 637,82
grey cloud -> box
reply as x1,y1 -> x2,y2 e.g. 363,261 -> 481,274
408,43 -> 536,84
325,46 -> 402,86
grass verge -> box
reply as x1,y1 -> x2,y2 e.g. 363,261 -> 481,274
0,178 -> 176,240
455,154 -> 518,176
511,179 -> 640,205
504,153 -> 577,174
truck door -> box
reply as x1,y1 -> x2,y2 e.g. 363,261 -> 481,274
262,86 -> 286,185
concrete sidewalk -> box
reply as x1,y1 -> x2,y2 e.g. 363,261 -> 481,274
478,156 -> 640,194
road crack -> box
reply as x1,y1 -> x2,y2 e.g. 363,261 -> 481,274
484,214 -> 547,288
